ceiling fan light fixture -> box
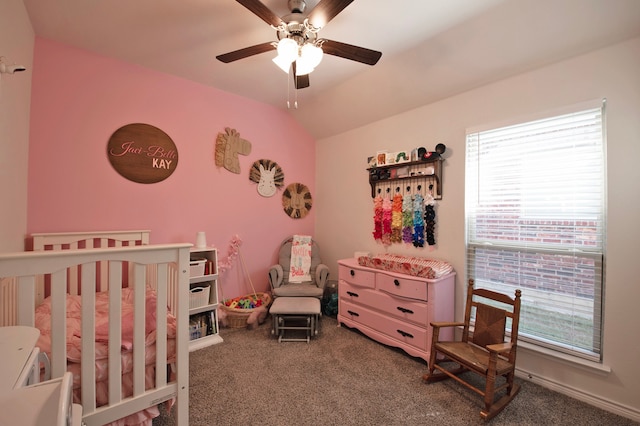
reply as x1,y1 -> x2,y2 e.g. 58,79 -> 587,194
296,43 -> 323,75
272,38 -> 299,73
272,54 -> 293,73
276,38 -> 298,62
301,43 -> 323,67
218,0 -> 382,92
294,60 -> 313,76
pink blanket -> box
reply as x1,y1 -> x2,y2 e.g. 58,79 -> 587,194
35,286 -> 177,426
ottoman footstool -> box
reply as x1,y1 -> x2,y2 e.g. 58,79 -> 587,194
270,297 -> 321,343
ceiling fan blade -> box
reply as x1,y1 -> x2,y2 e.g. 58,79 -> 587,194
216,42 -> 276,63
292,62 -> 310,89
320,39 -> 382,65
307,0 -> 355,29
236,0 -> 283,27
295,74 -> 310,89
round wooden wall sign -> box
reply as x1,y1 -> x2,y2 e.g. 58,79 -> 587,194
107,123 -> 178,184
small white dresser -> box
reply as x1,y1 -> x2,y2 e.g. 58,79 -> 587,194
337,258 -> 455,362
0,326 -> 41,390
0,326 -> 83,426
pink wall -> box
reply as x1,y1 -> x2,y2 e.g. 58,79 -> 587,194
27,38 -> 316,299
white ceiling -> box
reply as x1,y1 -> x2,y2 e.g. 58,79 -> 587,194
23,0 -> 640,139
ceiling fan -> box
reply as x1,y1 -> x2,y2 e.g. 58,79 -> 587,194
216,0 -> 382,90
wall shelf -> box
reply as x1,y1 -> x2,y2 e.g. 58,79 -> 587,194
367,157 -> 443,199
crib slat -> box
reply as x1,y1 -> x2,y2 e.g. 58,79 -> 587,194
167,263 -> 178,316
16,276 -> 36,326
97,238 -> 109,293
66,241 -> 80,297
81,263 -> 97,414
155,263 -> 168,387
132,263 -> 146,397
50,269 -> 68,379
99,260 -> 109,293
108,262 -> 123,405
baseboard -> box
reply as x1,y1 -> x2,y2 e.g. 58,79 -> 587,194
516,368 -> 640,422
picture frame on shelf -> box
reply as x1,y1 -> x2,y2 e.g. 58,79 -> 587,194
385,152 -> 397,165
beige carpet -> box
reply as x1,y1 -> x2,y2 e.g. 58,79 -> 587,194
153,315 -> 637,425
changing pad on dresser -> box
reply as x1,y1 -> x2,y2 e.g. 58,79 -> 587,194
357,253 -> 453,279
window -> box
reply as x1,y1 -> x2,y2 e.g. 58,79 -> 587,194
465,100 -> 606,362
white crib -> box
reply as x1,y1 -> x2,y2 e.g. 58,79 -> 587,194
0,230 -> 189,426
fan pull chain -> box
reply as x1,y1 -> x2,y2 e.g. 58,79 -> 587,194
287,66 -> 291,108
285,66 -> 298,109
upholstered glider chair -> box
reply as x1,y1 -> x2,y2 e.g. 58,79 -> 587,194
423,279 -> 522,421
268,236 -> 329,299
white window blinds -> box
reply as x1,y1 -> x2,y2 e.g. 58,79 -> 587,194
465,100 -> 606,361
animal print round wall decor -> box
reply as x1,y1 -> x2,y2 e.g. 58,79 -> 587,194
107,123 -> 178,184
282,182 -> 312,219
249,159 -> 284,197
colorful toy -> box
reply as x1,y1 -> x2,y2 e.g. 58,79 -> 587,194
223,294 -> 265,310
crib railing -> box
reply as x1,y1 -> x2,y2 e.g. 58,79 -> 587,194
32,230 -> 151,307
0,243 -> 190,426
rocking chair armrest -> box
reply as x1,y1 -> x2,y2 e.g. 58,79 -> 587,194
268,264 -> 284,289
315,263 -> 330,289
486,342 -> 513,354
430,321 -> 465,330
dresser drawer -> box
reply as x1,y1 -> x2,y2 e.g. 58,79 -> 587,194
340,280 -> 429,326
339,280 -> 376,301
340,300 -> 428,351
376,272 -> 428,301
338,263 -> 375,289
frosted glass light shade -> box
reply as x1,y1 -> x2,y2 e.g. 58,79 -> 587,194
272,54 -> 293,73
296,43 -> 323,75
272,38 -> 299,73
301,43 -> 323,68
277,38 -> 298,62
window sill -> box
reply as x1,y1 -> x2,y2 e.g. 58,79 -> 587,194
518,340 -> 611,374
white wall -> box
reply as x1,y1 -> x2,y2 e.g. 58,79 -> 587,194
316,37 -> 640,419
0,0 -> 34,252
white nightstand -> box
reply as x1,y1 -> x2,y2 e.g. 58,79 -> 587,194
0,326 -> 82,425
0,372 -> 82,426
0,325 -> 40,390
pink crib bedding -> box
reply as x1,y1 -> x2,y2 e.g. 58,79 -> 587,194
35,287 -> 177,426
357,253 -> 453,279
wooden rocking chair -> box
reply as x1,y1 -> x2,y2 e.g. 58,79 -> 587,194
423,279 -> 522,421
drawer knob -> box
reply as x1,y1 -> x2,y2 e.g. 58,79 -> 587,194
394,279 -> 400,286
396,306 -> 414,315
347,310 -> 360,317
397,329 -> 414,339
346,291 -> 359,298
350,269 -> 355,277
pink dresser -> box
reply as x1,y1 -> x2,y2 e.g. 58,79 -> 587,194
337,258 -> 455,362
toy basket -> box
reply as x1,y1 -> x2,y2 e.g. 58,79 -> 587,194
221,292 -> 272,329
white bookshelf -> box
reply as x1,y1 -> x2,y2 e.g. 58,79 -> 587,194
188,247 -> 223,351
